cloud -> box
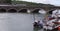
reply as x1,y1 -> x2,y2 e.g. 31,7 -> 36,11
48,0 -> 60,6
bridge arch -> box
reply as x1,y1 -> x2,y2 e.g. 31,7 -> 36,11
32,8 -> 41,13
8,9 -> 17,13
0,9 -> 6,13
18,9 -> 28,13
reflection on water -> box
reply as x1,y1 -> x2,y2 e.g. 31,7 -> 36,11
0,13 -> 34,31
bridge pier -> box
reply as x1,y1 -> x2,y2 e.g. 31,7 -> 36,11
27,10 -> 31,13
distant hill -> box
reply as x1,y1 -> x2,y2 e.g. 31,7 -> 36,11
12,1 -> 39,6
11,1 -> 55,7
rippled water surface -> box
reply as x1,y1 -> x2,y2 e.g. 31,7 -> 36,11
0,13 -> 34,31
0,13 -> 45,31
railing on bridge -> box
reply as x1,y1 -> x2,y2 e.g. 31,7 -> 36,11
0,4 -> 27,7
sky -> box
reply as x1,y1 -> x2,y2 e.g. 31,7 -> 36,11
16,0 -> 60,6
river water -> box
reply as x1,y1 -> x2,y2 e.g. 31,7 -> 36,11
0,13 -> 44,31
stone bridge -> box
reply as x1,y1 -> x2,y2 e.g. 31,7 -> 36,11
0,4 -> 59,13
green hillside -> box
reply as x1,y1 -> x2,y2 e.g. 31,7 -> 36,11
11,1 -> 54,7
12,1 -> 41,6
6,0 -> 11,3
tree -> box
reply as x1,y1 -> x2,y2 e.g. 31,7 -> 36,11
6,0 -> 11,4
